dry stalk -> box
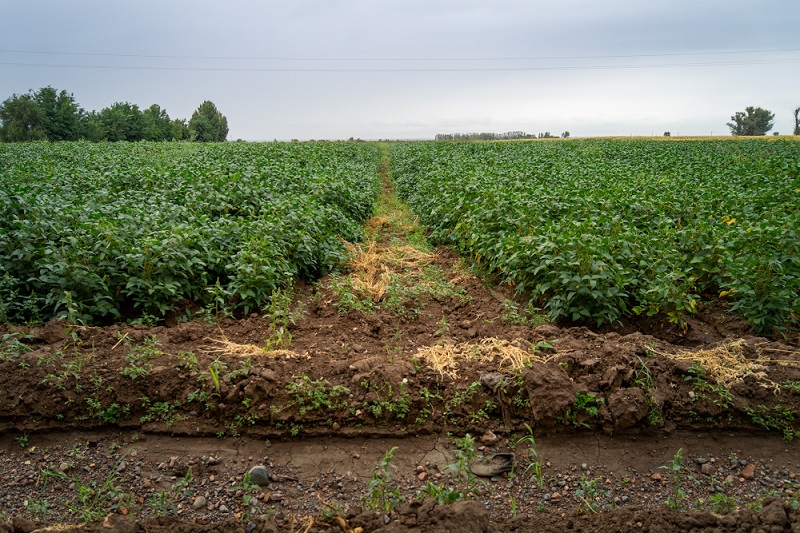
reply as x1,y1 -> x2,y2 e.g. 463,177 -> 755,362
417,337 -> 556,379
204,331 -> 300,359
650,339 -> 769,389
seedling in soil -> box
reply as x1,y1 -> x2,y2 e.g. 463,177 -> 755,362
633,355 -> 663,426
559,392 -> 604,428
363,447 -> 403,512
660,448 -> 691,510
513,424 -> 545,488
685,362 -> 734,409
745,404 -> 798,441
708,493 -> 738,514
286,374 -> 352,415
120,335 -> 162,380
575,476 -> 608,514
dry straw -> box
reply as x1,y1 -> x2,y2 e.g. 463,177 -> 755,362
344,239 -> 434,302
204,332 -> 300,359
650,339 -> 800,391
417,337 -> 557,380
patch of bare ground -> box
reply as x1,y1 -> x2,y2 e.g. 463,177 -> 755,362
1,145 -> 799,531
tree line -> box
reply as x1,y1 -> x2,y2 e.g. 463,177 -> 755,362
435,130 -> 569,141
0,86 -> 228,142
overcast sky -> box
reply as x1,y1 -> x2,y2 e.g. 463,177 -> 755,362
2,1 -> 798,140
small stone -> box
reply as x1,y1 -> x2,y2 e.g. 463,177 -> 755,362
550,492 -> 562,502
694,457 -> 708,465
740,464 -> 756,480
352,453 -> 360,460
417,472 -> 427,481
58,462 -> 70,473
650,473 -> 662,481
142,479 -> 152,489
416,465 -> 426,473
219,504 -> 230,513
332,422 -> 341,431
248,466 -> 270,486
193,496 -> 207,510
701,464 -> 716,475
621,495 -> 629,503
543,493 -> 551,501
207,456 -> 220,466
724,474 -> 735,484
480,430 -> 498,446
581,463 -> 588,470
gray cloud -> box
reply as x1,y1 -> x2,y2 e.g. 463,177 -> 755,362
2,0 -> 799,139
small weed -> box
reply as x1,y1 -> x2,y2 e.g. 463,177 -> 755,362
0,331 -> 33,361
575,476 -> 607,514
15,433 -> 29,448
140,398 -> 183,428
745,404 -> 798,441
513,423 -> 545,488
120,335 -> 162,380
286,374 -> 351,415
559,392 -> 604,428
661,448 -> 688,510
708,493 -> 738,514
633,355 -> 663,426
363,447 -> 404,512
435,315 -> 451,337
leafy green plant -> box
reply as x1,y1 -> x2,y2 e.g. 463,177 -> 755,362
390,139 -> 800,334
0,142 -> 381,324
0,331 -> 32,361
632,355 -> 662,426
513,423 -> 545,487
120,335 -> 162,380
745,404 -> 798,441
363,447 -> 404,512
559,392 -> 604,428
575,476 -> 607,514
660,448 -> 688,510
286,374 -> 351,415
708,493 -> 738,514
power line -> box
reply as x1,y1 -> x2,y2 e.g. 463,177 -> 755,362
1,47 -> 799,62
0,58 -> 798,73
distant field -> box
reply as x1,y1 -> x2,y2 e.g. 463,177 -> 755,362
0,142 -> 381,323
391,139 -> 800,334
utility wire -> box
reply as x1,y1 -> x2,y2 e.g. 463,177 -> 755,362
0,58 -> 798,72
1,47 -> 799,62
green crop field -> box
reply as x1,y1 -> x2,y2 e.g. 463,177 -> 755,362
391,139 -> 800,335
0,141 -> 381,324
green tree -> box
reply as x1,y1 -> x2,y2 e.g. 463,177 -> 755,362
32,86 -> 85,141
171,118 -> 190,141
794,107 -> 799,136
726,106 -> 775,136
142,104 -> 173,141
96,102 -> 145,141
189,100 -> 228,142
0,93 -> 47,141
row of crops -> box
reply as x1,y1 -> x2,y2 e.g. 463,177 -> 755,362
0,142 -> 381,323
391,139 -> 800,335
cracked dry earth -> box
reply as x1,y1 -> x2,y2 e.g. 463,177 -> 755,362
1,242 -> 800,531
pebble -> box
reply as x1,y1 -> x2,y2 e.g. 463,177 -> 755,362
247,465 -> 270,486
417,472 -> 427,481
740,464 -> 756,480
650,473 -> 662,481
480,430 -> 498,446
193,496 -> 207,510
701,463 -> 716,475
219,504 -> 230,513
550,492 -> 562,502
